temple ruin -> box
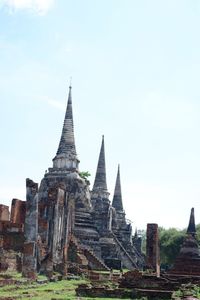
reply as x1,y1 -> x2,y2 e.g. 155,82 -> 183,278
2,85 -> 200,300
0,86 -> 144,277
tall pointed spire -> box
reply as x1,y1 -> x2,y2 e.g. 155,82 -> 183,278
52,85 -> 79,171
56,86 -> 76,156
93,135 -> 108,193
112,165 -> 123,211
187,207 -> 196,236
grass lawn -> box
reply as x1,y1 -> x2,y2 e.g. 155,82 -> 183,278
0,272 -> 133,300
0,279 -> 84,299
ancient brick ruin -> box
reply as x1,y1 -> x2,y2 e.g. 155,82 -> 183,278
0,86 -> 144,277
0,200 -> 24,272
2,85 -> 200,300
2,84 -> 199,286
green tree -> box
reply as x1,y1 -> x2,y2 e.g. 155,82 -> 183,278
79,171 -> 91,180
159,227 -> 185,266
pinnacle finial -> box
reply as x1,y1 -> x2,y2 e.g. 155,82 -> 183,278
56,85 -> 75,155
134,227 -> 138,238
112,165 -> 123,211
67,84 -> 72,105
187,207 -> 196,236
93,135 -> 107,192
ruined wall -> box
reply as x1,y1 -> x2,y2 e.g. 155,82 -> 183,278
0,203 -> 24,252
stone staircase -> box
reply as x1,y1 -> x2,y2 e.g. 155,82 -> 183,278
82,246 -> 110,271
68,236 -> 88,268
131,244 -> 145,267
113,231 -> 145,268
111,232 -> 138,269
70,235 -> 109,271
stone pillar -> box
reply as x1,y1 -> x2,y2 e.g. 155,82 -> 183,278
146,223 -> 160,277
10,199 -> 26,224
0,205 -> 9,221
41,185 -> 67,277
22,179 -> 38,279
51,188 -> 65,266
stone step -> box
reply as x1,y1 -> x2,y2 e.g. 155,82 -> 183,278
75,212 -> 93,218
69,236 -> 109,271
111,232 -> 137,268
75,218 -> 94,223
83,247 -> 110,271
75,218 -> 94,224
75,222 -> 97,229
113,233 -> 145,266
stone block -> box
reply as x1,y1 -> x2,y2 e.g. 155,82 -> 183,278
1,232 -> 24,251
23,242 -> 35,256
10,199 -> 26,224
0,221 -> 23,233
22,242 -> 37,279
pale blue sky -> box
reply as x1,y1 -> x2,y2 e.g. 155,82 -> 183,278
0,0 -> 200,229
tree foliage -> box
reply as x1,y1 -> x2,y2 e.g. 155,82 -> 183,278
159,227 -> 185,266
79,171 -> 91,180
159,225 -> 200,267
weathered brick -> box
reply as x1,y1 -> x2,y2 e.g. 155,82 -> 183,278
0,205 -> 9,221
10,199 -> 26,224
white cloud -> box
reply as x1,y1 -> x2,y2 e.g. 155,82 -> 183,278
1,0 -> 54,15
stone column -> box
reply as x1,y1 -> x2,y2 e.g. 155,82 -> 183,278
22,179 -> 38,279
44,185 -> 66,277
51,188 -> 65,268
146,223 -> 160,277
